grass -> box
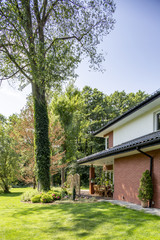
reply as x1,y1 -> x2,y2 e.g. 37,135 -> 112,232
0,188 -> 160,240
80,186 -> 89,190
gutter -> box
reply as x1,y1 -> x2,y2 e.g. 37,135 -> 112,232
136,147 -> 153,208
78,140 -> 159,165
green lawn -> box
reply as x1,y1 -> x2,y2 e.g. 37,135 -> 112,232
0,188 -> 160,240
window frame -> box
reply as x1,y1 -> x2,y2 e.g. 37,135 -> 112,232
105,136 -> 109,149
154,110 -> 160,131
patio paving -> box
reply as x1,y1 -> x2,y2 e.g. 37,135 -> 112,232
80,190 -> 160,217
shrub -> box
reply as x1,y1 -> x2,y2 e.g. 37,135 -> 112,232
47,189 -> 62,200
41,193 -> 53,203
21,187 -> 68,203
138,170 -> 153,202
48,190 -> 59,195
52,192 -> 61,201
31,194 -> 41,203
21,190 -> 39,202
61,188 -> 68,198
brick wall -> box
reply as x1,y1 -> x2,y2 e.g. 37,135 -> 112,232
152,150 -> 160,208
104,131 -> 113,148
114,149 -> 160,208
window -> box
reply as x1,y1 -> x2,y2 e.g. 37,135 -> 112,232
156,112 -> 160,130
154,111 -> 160,131
105,136 -> 109,149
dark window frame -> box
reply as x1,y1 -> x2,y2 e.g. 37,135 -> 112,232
156,112 -> 160,130
105,136 -> 109,149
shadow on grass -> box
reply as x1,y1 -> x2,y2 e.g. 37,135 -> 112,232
12,201 -> 160,239
0,192 -> 23,197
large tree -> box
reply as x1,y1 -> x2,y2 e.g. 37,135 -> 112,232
0,0 -> 115,190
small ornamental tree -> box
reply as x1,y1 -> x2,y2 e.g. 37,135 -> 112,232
138,170 -> 153,202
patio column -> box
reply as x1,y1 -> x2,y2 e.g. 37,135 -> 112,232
89,164 -> 95,194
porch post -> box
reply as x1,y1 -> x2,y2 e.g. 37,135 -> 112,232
89,164 -> 95,194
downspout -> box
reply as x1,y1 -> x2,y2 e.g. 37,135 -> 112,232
136,147 -> 153,208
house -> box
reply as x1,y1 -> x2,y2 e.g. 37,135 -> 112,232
77,89 -> 160,208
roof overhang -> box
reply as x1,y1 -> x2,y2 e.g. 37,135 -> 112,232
94,92 -> 160,138
78,131 -> 160,166
79,143 -> 160,166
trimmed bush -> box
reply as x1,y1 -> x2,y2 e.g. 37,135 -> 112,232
31,194 -> 41,203
21,187 -> 69,204
21,190 -> 39,202
41,193 -> 53,203
47,189 -> 62,200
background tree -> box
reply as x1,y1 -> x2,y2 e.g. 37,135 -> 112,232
9,100 -> 35,187
0,116 -> 19,193
79,86 -> 110,156
49,85 -> 149,187
50,83 -> 82,185
0,0 -> 115,191
107,90 -> 149,119
65,87 -> 148,186
49,115 -> 65,180
10,98 -> 65,188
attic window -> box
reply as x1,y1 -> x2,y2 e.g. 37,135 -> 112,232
156,112 -> 160,130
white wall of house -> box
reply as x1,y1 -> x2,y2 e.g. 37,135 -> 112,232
113,106 -> 160,146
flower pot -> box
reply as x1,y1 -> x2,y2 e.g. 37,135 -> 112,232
141,200 -> 148,208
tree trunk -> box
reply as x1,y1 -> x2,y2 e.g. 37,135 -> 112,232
33,176 -> 36,189
2,179 -> 10,193
4,185 -> 10,193
61,167 -> 65,187
32,82 -> 50,191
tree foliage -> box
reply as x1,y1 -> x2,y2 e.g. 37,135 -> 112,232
0,0 -> 116,87
50,83 -> 82,184
10,98 -> 65,188
0,116 -> 19,192
50,85 -> 148,186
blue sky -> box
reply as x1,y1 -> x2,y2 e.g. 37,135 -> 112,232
0,0 -> 160,117
76,0 -> 160,94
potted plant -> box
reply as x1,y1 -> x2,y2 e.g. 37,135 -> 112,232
138,170 -> 153,208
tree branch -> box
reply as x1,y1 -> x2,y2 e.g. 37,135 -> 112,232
34,0 -> 41,25
0,64 -> 29,81
42,0 -> 48,23
45,35 -> 81,54
45,19 -> 103,54
2,44 -> 32,82
14,0 -> 24,21
0,44 -> 15,48
67,0 -> 85,9
0,9 -> 30,58
43,0 -> 59,25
